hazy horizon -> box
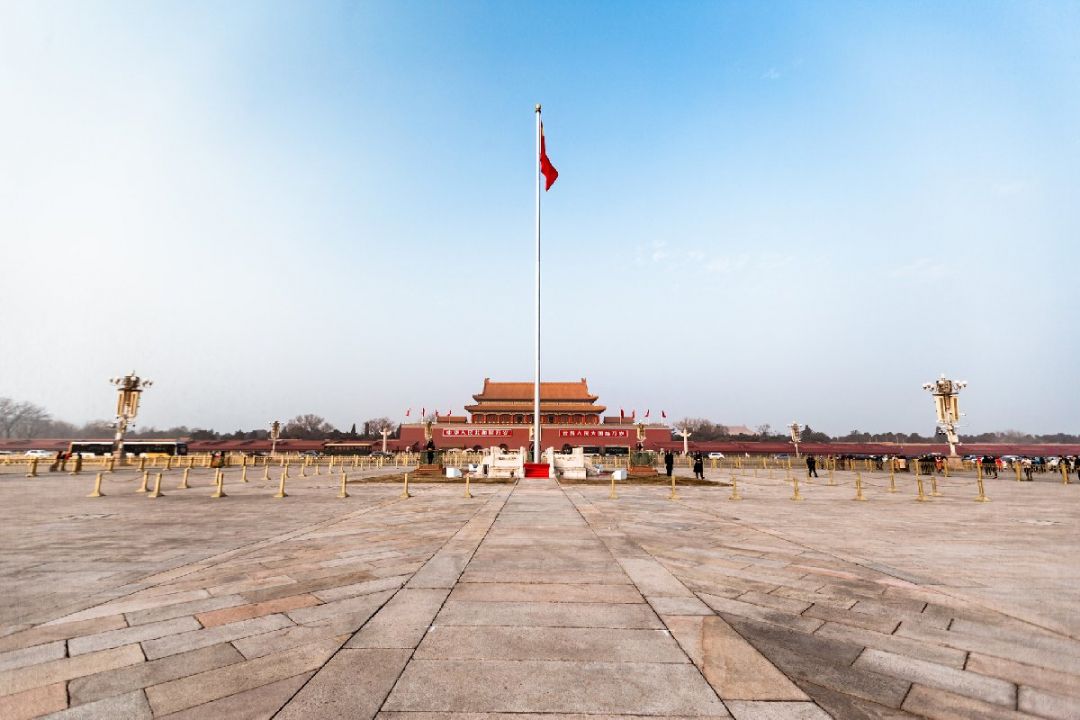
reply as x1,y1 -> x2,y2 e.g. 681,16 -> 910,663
2,1 -> 1077,437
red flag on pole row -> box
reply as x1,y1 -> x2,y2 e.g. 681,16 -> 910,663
422,407 -> 426,418
661,411 -> 667,419
620,408 -> 625,420
645,409 -> 650,418
540,121 -> 558,190
405,408 -> 411,417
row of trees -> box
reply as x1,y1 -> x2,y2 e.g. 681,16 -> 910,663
0,398 -> 398,442
2,397 -> 1076,444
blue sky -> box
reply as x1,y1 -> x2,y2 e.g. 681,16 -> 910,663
1,1 -> 1077,435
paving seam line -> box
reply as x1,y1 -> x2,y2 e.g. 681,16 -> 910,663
565,486 -> 844,720
558,485 -> 747,719
271,484 -> 513,719
29,494 -> 411,629
660,490 -> 1073,642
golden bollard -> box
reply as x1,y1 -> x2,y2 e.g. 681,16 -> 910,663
887,465 -> 897,493
669,472 -> 679,500
262,463 -> 270,481
26,458 -> 39,478
791,474 -> 803,501
241,465 -> 249,483
337,470 -> 349,499
977,463 -> 983,483
943,461 -> 949,478
179,467 -> 190,489
401,472 -> 412,499
138,456 -> 147,472
853,471 -> 866,501
1015,464 -> 1022,483
916,475 -> 928,502
465,472 -> 473,499
300,463 -> 307,477
87,472 -> 106,498
106,456 -> 115,472
274,469 -> 288,498
828,465 -> 835,486
70,455 -> 83,475
314,461 -> 321,476
1062,464 -> 1070,485
211,469 -> 228,498
975,474 -> 990,502
137,470 -> 150,493
148,472 -> 165,498
608,472 -> 617,500
729,475 -> 741,501
930,474 -> 942,497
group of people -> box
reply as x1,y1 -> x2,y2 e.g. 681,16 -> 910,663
663,450 -> 708,480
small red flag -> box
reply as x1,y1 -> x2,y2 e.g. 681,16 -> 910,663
405,408 -> 411,417
645,409 -> 650,418
661,410 -> 667,419
540,121 -> 558,191
422,407 -> 426,418
620,408 -> 624,420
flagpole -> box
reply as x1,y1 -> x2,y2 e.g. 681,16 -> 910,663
533,104 -> 542,464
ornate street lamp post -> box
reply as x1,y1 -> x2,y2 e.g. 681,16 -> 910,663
789,422 -> 803,458
269,420 -> 281,457
110,371 -> 152,463
922,374 -> 967,457
676,426 -> 692,456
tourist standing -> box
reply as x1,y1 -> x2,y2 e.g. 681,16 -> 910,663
806,454 -> 818,478
692,453 -> 704,480
664,450 -> 674,478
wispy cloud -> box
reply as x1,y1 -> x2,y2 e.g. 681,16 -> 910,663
762,67 -> 781,80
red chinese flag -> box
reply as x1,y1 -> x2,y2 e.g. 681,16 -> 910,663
540,121 -> 558,190
422,407 -> 426,417
620,408 -> 624,420
645,409 -> 650,418
406,408 -> 411,417
661,410 -> 667,419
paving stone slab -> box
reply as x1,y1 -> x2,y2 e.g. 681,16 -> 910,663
0,640 -> 67,674
69,616 -> 201,656
854,647 -> 1016,707
144,637 -> 341,715
901,683 -> 1040,719
0,616 -> 128,655
346,588 -> 450,649
69,642 -> 243,705
141,613 -> 294,660
159,671 -> 313,720
447,582 -> 642,604
415,625 -> 688,663
725,700 -> 833,720
41,689 -> 151,719
699,616 -> 808,701
434,600 -> 663,629
383,659 -> 729,715
0,644 -> 145,697
0,682 -> 67,720
277,649 -> 412,719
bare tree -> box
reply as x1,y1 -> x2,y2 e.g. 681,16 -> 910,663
283,414 -> 336,439
362,417 -> 395,439
0,398 -> 51,439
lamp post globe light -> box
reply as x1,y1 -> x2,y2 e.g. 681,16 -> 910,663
922,374 -> 967,457
789,422 -> 803,458
110,371 -> 152,463
269,420 -> 281,457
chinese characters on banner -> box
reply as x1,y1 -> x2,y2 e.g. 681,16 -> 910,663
558,429 -> 629,439
441,429 -> 514,438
